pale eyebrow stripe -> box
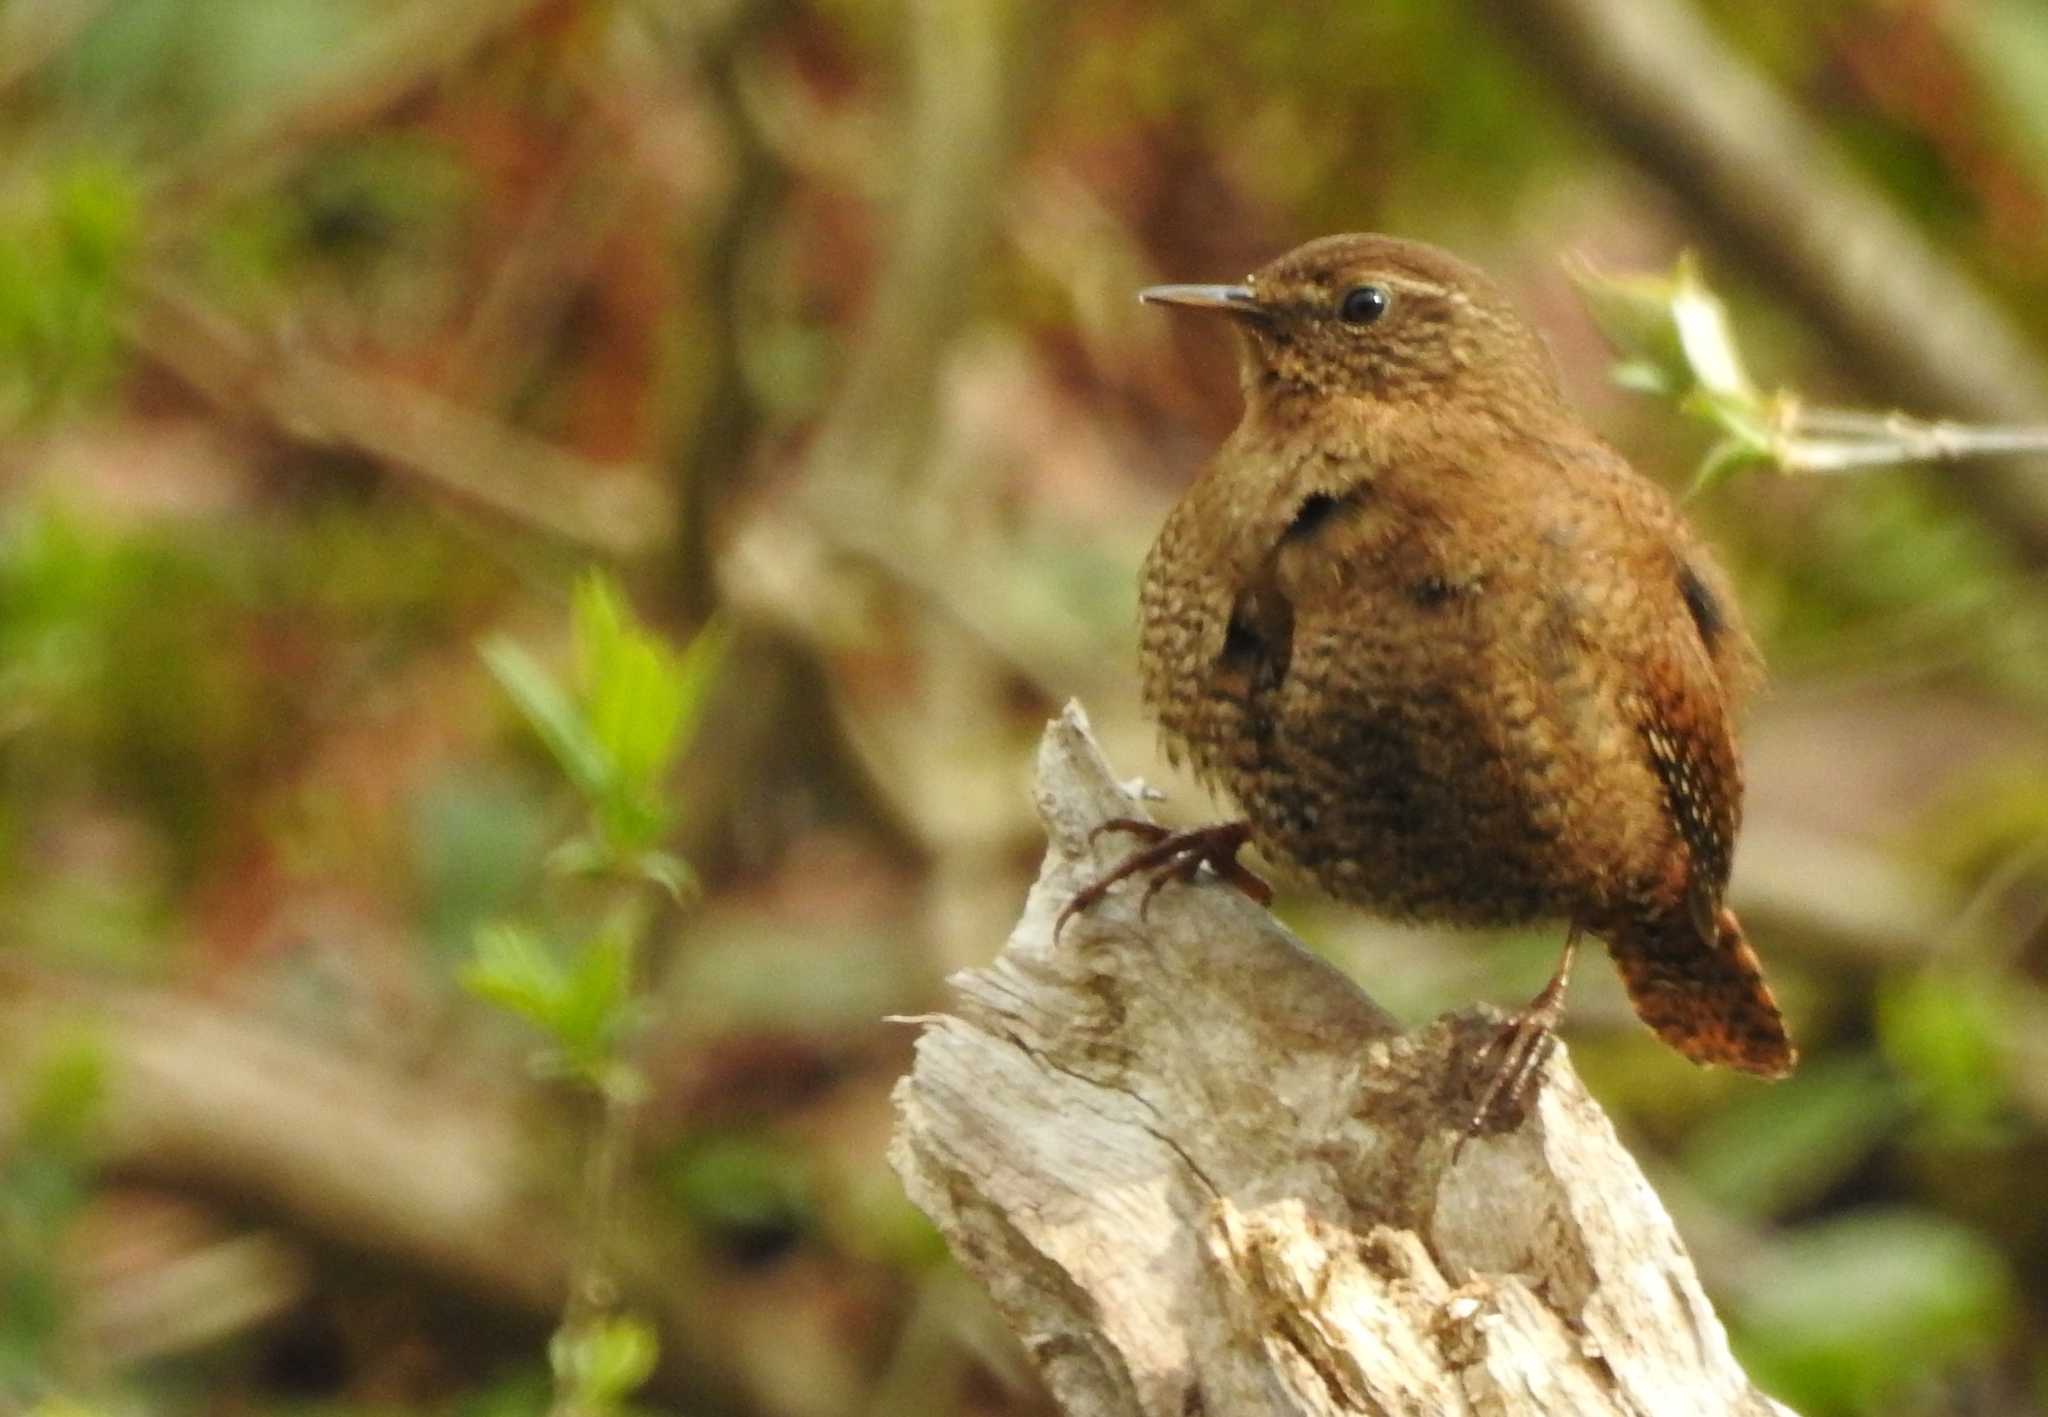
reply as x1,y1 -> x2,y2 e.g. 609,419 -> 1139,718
1378,274 -> 1459,301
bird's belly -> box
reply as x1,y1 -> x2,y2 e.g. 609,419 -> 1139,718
1202,637 -> 1590,926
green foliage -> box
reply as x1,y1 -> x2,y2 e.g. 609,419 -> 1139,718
0,506 -> 274,890
1733,1210 -> 2016,1416
1572,252 -> 1780,494
482,573 -> 725,889
452,1368 -> 553,1417
464,923 -> 645,1098
62,0 -> 369,142
0,160 -> 140,428
1681,1056 -> 1906,1220
549,1315 -> 658,1417
467,572 -> 719,1415
1,1035 -> 109,1405
1765,474 -> 2047,696
1878,968 -> 2014,1142
482,637 -> 613,807
411,773 -> 554,960
1914,757 -> 2048,883
663,1134 -> 814,1255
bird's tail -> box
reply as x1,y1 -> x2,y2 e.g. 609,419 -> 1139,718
1606,905 -> 1795,1077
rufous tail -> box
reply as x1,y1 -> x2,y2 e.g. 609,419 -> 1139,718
1606,905 -> 1795,1077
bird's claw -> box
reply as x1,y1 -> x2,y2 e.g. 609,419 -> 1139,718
1054,819 -> 1271,938
1457,929 -> 1581,1149
1462,1008 -> 1561,1140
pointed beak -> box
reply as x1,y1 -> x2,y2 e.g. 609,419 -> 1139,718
1138,283 -> 1265,318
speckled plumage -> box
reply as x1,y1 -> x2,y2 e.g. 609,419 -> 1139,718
1131,234 -> 1793,1077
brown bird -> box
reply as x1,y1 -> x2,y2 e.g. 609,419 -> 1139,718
1061,234 -> 1795,1126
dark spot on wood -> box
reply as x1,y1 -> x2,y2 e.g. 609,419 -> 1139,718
1181,1382 -> 1207,1416
1678,562 -> 1723,651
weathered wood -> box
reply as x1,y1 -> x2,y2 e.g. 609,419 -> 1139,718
891,703 -> 1794,1416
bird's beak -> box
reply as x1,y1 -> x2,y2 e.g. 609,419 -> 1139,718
1138,283 -> 1265,319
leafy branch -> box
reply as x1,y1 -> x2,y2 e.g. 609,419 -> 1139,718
1573,253 -> 2048,494
467,572 -> 725,1417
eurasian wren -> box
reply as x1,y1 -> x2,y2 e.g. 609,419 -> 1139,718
1063,234 -> 1795,1118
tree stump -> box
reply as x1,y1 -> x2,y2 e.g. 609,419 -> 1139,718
890,703 -> 1794,1416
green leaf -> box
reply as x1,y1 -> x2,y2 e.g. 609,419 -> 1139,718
1608,358 -> 1673,396
588,630 -> 685,830
462,922 -> 570,1035
1876,969 -> 2011,1136
464,923 -> 642,1082
551,926 -> 638,1071
546,831 -> 620,880
634,849 -> 700,904
16,1034 -> 107,1153
598,613 -> 728,855
1689,430 -> 1772,498
567,574 -> 730,854
1567,256 -> 1690,382
572,571 -> 677,800
669,613 -> 728,757
550,1313 -> 658,1409
481,636 -> 610,801
571,569 -> 629,703
1668,249 -> 1754,400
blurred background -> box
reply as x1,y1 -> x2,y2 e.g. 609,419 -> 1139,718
3,0 -> 2048,1413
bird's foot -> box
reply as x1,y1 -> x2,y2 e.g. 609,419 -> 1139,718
1460,927 -> 1581,1142
1054,818 -> 1272,937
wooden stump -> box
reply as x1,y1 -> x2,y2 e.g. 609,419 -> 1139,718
890,703 -> 1793,1417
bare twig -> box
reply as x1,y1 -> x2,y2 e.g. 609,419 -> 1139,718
1770,403 -> 2048,474
451,114 -> 640,412
891,704 -> 1795,1417
660,0 -> 792,623
123,277 -> 673,556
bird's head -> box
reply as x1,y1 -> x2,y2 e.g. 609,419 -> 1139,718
1142,233 -> 1564,412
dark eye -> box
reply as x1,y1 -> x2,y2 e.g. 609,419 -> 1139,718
1338,285 -> 1389,325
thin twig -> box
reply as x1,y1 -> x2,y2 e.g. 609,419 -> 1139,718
658,0 -> 792,624
122,276 -> 674,556
1774,402 -> 2048,473
550,968 -> 644,1417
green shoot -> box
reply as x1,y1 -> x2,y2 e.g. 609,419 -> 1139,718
467,571 -> 724,1417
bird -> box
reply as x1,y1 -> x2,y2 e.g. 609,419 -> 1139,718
1058,233 -> 1795,1129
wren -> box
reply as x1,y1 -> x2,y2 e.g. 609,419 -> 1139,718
1063,234 -> 1795,1125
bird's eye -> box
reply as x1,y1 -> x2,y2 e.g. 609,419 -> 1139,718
1338,285 -> 1389,325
